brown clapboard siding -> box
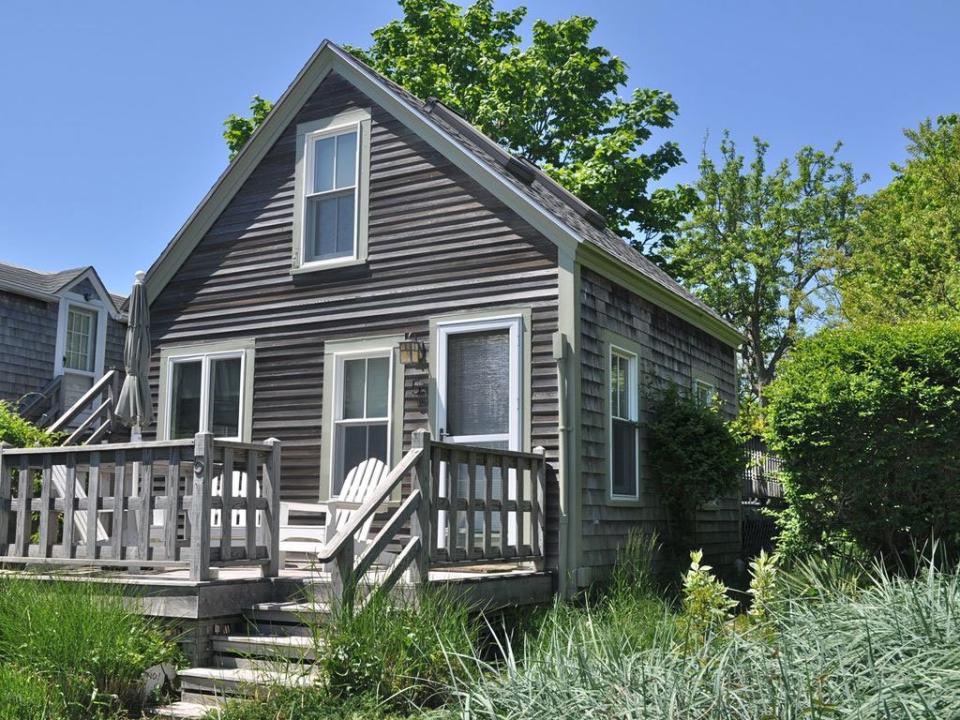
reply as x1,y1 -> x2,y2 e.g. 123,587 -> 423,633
578,267 -> 740,573
146,72 -> 562,567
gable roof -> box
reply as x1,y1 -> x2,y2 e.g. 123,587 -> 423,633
0,260 -> 125,317
144,40 -> 740,346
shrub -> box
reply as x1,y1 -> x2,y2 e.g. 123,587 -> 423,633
317,587 -> 477,710
0,401 -> 54,448
766,321 -> 960,562
746,550 -> 779,618
212,685 -> 450,720
647,386 -> 744,545
0,578 -> 179,719
0,664 -> 65,720
680,549 -> 736,637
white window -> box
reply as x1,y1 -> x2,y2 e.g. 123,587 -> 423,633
166,352 -> 245,440
610,346 -> 640,499
694,378 -> 717,408
302,124 -> 359,264
64,306 -> 97,372
331,351 -> 392,496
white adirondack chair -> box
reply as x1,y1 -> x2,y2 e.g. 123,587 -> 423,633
279,458 -> 390,566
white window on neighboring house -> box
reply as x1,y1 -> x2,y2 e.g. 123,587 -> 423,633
610,346 -> 640,499
331,352 -> 392,496
304,125 -> 359,263
64,306 -> 97,372
166,352 -> 244,440
694,378 -> 717,408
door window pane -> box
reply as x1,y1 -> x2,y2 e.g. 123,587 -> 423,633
170,360 -> 202,439
446,330 -> 509,436
209,357 -> 241,437
64,307 -> 96,372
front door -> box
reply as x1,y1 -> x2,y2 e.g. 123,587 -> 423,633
61,304 -> 99,417
436,316 -> 522,549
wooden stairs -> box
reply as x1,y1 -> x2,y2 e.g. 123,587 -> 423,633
151,600 -> 330,719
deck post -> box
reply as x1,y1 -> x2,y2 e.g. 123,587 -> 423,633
533,446 -> 546,559
410,429 -> 432,584
263,438 -> 282,578
0,442 -> 11,557
190,432 -> 214,581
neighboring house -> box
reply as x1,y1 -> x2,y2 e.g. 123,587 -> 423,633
0,261 -> 126,424
136,40 -> 742,590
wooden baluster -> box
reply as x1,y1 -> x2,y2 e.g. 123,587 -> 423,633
245,450 -> 257,561
111,451 -> 126,561
15,456 -> 32,558
190,433 -> 214,581
431,447 -> 443,560
38,456 -> 53,558
62,453 -> 77,558
220,448 -> 234,563
164,448 -> 180,561
410,429 -> 432,584
86,451 -> 101,560
137,449 -> 154,563
0,445 -> 10,557
332,535 -> 355,612
262,438 -> 282,578
532,447 -> 546,559
466,451 -> 477,560
446,448 -> 459,559
499,455 -> 510,559
483,452 -> 494,560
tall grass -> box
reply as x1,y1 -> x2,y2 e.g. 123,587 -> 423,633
0,664 -> 65,720
0,577 -> 179,719
453,549 -> 960,719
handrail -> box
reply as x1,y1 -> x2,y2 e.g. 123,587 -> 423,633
430,440 -> 544,462
18,376 -> 63,422
48,369 -> 120,434
2,438 -> 195,456
313,447 -> 423,564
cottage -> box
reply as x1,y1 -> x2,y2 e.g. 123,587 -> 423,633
0,261 -> 125,425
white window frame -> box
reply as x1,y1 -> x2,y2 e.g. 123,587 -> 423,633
292,107 -> 372,273
609,345 -> 640,501
693,377 -> 717,408
54,294 -> 107,381
163,349 -> 246,441
328,347 -> 395,498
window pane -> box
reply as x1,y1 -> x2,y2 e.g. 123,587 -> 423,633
611,354 -> 631,420
313,136 -> 335,192
612,419 -> 637,496
334,422 -> 388,495
209,357 -> 241,437
342,358 -> 365,419
335,194 -> 355,254
335,131 -> 357,188
446,330 -> 510,437
170,361 -> 202,440
365,357 -> 389,418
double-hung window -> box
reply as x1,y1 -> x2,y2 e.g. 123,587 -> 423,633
331,352 -> 392,496
693,378 -> 717,408
303,125 -> 359,263
610,346 -> 640,499
166,352 -> 245,440
64,306 -> 97,372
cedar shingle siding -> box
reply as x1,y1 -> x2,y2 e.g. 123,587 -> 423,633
0,292 -> 59,403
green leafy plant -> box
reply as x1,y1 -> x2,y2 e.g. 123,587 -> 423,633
746,550 -> 779,618
0,664 -> 65,720
681,549 -> 736,637
0,578 -> 180,719
0,400 -> 55,448
647,385 -> 744,549
766,320 -> 960,564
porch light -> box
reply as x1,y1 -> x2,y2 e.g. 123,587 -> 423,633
398,338 -> 426,367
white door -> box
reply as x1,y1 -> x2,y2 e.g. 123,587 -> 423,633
436,316 -> 522,550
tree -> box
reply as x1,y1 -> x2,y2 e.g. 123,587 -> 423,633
667,134 -> 863,400
223,95 -> 274,160
839,115 -> 960,323
223,0 -> 695,262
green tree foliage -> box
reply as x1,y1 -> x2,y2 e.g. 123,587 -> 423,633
223,95 -> 274,160
668,134 -> 863,399
647,386 -> 744,545
224,0 -> 694,261
766,321 -> 960,562
0,401 -> 53,448
840,115 -> 960,323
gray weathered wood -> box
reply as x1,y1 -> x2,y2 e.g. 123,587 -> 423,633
86,451 -> 101,560
62,453 -> 77,557
190,433 -> 214,581
137,449 -> 154,563
262,438 -> 282,578
164,448 -> 180,562
245,450 -> 257,560
219,447 -> 234,561
38,456 -> 53,557
410,429 -> 432,584
111,451 -> 126,561
15,456 -> 32,557
0,444 -> 11,556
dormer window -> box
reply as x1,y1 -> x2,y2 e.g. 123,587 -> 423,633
292,108 -> 371,272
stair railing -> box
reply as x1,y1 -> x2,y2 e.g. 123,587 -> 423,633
48,368 -> 121,445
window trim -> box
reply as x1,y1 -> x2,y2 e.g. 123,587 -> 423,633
319,335 -> 404,502
292,108 -> 372,273
157,339 -> 256,442
54,293 -> 108,381
693,376 -> 717,408
608,343 -> 640,501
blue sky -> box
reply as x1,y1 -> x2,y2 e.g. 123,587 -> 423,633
0,1 -> 956,293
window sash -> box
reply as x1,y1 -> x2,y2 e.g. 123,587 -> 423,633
609,346 -> 640,499
64,306 -> 97,372
166,351 -> 245,440
694,379 -> 716,407
302,123 -> 360,264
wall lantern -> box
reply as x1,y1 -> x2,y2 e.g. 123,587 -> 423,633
398,338 -> 426,367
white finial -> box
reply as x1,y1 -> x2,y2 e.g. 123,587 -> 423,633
134,270 -> 146,283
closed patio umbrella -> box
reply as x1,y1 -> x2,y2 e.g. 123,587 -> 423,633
115,270 -> 154,438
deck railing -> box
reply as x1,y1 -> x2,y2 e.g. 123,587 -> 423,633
313,430 -> 547,608
0,432 -> 281,581
741,437 -> 784,503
